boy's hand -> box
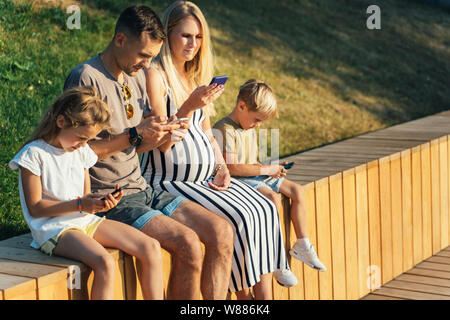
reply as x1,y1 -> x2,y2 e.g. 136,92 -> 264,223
209,165 -> 231,191
265,163 -> 288,178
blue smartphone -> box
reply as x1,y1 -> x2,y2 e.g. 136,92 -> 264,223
209,76 -> 228,86
283,162 -> 294,170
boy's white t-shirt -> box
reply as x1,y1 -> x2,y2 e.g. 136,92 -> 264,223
9,139 -> 103,249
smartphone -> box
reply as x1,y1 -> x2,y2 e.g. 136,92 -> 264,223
283,162 -> 294,170
166,117 -> 189,125
209,76 -> 228,86
101,183 -> 130,200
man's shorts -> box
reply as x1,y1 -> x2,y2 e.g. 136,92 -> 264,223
96,187 -> 187,230
238,175 -> 284,193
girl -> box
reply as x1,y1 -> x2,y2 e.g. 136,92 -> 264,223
140,1 -> 296,299
9,86 -> 164,300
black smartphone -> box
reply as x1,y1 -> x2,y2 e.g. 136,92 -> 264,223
209,76 -> 228,86
101,183 -> 130,200
283,162 -> 294,170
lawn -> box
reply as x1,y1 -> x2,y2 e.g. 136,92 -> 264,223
1,0 -> 449,240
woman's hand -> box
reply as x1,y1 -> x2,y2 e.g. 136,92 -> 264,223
208,165 -> 231,191
183,83 -> 224,112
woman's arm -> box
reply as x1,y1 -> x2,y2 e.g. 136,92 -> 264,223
144,68 -> 189,153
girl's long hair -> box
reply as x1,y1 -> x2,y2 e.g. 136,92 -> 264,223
155,1 -> 215,116
23,86 -> 111,147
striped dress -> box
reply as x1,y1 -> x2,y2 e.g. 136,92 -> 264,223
140,86 -> 289,292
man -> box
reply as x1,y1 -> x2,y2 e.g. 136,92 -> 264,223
64,5 -> 233,300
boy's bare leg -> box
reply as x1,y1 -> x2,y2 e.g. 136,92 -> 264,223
277,180 -> 308,239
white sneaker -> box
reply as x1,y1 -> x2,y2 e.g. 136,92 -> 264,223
290,240 -> 326,271
274,269 -> 298,287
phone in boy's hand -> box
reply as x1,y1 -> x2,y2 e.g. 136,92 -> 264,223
101,183 -> 130,200
166,117 -> 189,125
209,76 -> 228,86
283,162 -> 294,170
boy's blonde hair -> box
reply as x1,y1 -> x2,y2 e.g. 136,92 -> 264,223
23,86 -> 111,147
237,79 -> 277,118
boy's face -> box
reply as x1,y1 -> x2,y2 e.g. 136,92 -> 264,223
238,102 -> 270,130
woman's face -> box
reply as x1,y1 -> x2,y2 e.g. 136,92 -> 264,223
169,16 -> 203,64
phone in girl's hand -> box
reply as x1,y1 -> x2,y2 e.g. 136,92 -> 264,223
101,183 -> 130,200
209,76 -> 228,86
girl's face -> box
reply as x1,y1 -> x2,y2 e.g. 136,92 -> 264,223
169,16 -> 203,64
54,115 -> 102,152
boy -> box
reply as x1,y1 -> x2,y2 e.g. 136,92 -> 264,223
213,79 -> 326,272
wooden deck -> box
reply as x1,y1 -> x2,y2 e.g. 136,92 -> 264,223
1,110 -> 450,299
362,246 -> 450,300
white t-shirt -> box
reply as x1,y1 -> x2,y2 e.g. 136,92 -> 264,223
9,139 -> 103,249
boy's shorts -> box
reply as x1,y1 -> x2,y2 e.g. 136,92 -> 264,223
40,216 -> 106,256
238,175 -> 285,193
96,186 -> 187,230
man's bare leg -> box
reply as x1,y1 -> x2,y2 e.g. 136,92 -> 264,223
171,201 -> 234,300
140,214 -> 203,299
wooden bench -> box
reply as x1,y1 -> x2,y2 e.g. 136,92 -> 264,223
1,110 -> 450,300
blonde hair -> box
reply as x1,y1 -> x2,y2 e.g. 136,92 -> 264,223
238,79 -> 278,118
23,86 -> 111,147
155,1 -> 215,116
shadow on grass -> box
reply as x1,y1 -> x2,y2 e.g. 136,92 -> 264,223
82,0 -> 450,124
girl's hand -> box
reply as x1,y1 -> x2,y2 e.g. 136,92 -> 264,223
81,185 -> 123,214
184,83 -> 224,112
208,165 -> 231,191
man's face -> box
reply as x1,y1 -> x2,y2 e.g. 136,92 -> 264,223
115,32 -> 163,76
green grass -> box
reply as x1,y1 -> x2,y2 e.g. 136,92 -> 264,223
1,0 -> 450,240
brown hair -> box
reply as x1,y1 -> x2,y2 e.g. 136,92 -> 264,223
23,86 -> 111,147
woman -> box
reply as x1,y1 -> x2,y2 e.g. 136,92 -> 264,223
140,1 -> 295,299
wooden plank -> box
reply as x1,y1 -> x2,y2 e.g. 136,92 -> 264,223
411,146 -> 423,264
430,139 -> 441,254
427,256 -> 450,265
395,273 -> 450,287
0,288 -> 3,300
379,156 -> 393,285
406,266 -> 450,280
401,150 -> 414,271
370,286 -> 450,300
361,293 -> 405,300
314,178 -> 333,300
421,143 -> 433,259
342,168 -> 359,299
367,160 -> 381,292
384,280 -> 450,297
302,183 -> 319,300
355,164 -> 370,297
448,135 -> 450,245
0,258 -> 68,300
437,251 -> 450,258
329,173 -> 347,299
390,153 -> 403,278
439,137 -> 449,249
0,274 -> 36,300
417,261 -> 450,272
